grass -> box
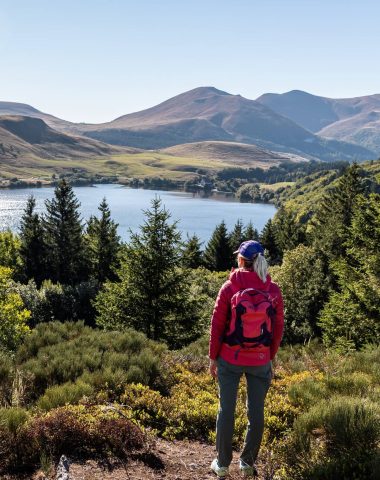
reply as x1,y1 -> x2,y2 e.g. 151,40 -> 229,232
0,149 -> 285,184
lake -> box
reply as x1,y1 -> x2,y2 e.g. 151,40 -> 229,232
0,184 -> 276,243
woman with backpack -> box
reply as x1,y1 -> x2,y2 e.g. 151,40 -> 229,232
209,240 -> 284,478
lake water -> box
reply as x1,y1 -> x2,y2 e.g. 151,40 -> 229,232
0,184 -> 276,243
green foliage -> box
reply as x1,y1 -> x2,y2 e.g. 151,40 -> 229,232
17,321 -> 168,405
319,194 -> 380,349
15,279 -> 99,327
287,397 -> 380,480
260,218 -> 281,264
43,179 -> 87,285
0,267 -> 30,351
0,230 -> 22,276
96,197 -> 201,348
271,245 -> 326,343
182,234 -> 204,268
203,220 -> 232,271
37,381 -> 94,411
19,195 -> 46,285
273,206 -> 306,259
86,197 -> 120,282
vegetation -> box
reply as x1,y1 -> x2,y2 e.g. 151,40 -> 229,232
0,160 -> 379,478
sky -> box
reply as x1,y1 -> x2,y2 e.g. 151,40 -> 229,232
0,0 -> 379,123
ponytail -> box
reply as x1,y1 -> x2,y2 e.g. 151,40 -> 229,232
253,253 -> 268,282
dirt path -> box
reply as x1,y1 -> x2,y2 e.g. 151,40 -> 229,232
63,439 -> 251,480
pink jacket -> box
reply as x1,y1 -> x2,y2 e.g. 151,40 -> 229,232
209,268 -> 284,366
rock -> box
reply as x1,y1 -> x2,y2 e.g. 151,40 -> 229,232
56,455 -> 70,480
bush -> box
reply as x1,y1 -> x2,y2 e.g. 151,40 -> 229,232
16,321 -> 169,405
286,397 -> 380,479
37,381 -> 94,411
0,405 -> 147,474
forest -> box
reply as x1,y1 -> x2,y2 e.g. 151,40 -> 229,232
0,160 -> 379,479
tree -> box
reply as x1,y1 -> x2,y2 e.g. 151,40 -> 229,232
273,207 -> 306,259
260,218 -> 281,265
203,221 -> 232,271
229,219 -> 244,252
0,267 -> 30,351
182,234 -> 203,269
0,231 -> 22,276
318,194 -> 380,349
311,163 -> 367,260
271,245 -> 327,344
43,180 -> 87,285
95,197 -> 200,348
86,198 -> 120,282
19,196 -> 46,285
243,221 -> 259,241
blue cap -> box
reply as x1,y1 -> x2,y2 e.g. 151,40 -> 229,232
234,240 -> 264,259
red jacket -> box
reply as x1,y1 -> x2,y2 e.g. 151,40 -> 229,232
209,268 -> 284,365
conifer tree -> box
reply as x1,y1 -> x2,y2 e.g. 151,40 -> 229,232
243,221 -> 259,241
273,207 -> 306,260
229,219 -> 244,254
19,196 -> 46,285
86,198 -> 120,282
311,163 -> 367,259
260,218 -> 281,265
95,197 -> 199,348
182,234 -> 203,269
203,221 -> 232,271
43,180 -> 86,285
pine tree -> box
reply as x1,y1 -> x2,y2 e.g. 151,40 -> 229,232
243,221 -> 259,241
95,197 -> 200,348
273,207 -> 306,260
260,218 -> 281,264
182,234 -> 203,269
43,180 -> 86,285
86,198 -> 120,282
229,219 -> 244,253
203,221 -> 232,271
311,163 -> 367,259
19,196 -> 46,285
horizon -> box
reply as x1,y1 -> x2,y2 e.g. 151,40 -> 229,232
1,85 -> 380,125
1,0 -> 380,122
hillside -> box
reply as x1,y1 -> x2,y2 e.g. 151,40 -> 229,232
257,90 -> 380,154
79,87 -> 375,161
160,141 -> 306,168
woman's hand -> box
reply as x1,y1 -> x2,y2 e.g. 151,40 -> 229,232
209,359 -> 217,378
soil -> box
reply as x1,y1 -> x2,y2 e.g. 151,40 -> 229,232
25,439 -> 263,480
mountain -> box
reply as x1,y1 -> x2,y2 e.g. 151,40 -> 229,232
0,115 -> 131,161
78,87 -> 375,161
0,90 -> 377,162
256,90 -> 380,154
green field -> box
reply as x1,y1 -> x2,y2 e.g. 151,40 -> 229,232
0,151 -> 260,184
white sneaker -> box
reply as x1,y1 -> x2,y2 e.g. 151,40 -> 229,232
211,458 -> 229,477
239,460 -> 258,477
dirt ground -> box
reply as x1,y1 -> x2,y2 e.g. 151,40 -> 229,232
27,438 -> 265,480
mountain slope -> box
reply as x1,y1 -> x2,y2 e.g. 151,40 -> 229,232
78,87 -> 375,161
0,116 -> 132,160
257,90 -> 380,154
160,141 -> 306,167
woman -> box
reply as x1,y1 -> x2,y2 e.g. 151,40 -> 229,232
209,240 -> 284,478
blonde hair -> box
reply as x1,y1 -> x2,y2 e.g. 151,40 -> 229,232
239,253 -> 268,282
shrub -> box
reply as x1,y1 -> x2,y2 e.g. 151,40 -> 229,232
37,381 -> 94,411
17,322 -> 168,405
286,397 -> 380,480
0,405 -> 146,474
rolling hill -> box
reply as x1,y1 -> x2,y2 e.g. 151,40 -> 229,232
257,90 -> 380,154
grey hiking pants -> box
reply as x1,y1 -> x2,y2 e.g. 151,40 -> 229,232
216,356 -> 272,468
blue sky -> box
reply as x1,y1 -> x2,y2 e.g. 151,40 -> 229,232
1,0 -> 379,122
